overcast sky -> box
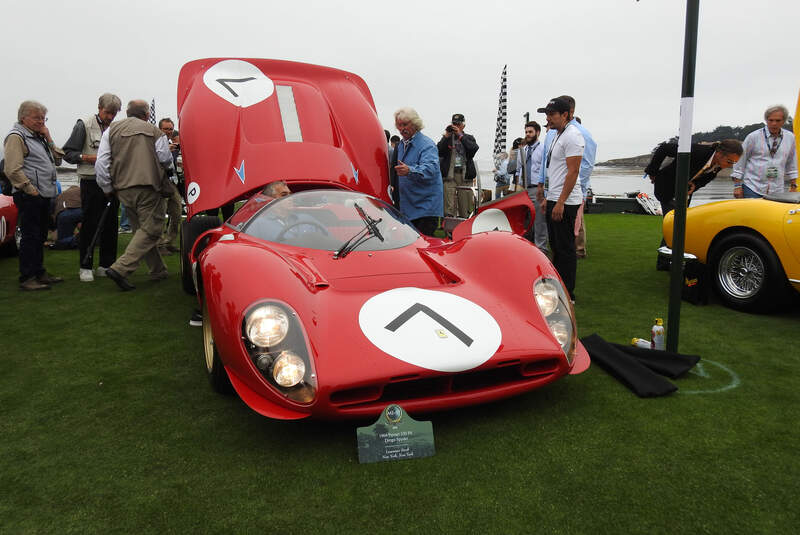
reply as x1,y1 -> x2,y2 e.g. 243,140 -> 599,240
2,0 -> 797,163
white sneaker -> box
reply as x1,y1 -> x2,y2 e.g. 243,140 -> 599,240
95,267 -> 108,277
79,268 -> 94,282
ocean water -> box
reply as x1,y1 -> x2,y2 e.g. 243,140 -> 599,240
57,164 -> 736,207
474,163 -> 735,206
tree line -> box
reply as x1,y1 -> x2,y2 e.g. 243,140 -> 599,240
667,116 -> 794,144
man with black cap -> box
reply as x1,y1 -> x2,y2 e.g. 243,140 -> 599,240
536,97 -> 584,302
438,113 -> 479,218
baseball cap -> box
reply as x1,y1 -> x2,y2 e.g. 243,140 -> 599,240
537,97 -> 570,114
451,113 -> 465,123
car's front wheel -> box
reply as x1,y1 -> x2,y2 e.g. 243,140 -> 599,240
202,297 -> 233,394
710,232 -> 785,312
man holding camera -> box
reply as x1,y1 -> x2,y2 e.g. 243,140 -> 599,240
157,118 -> 182,255
438,113 -> 479,218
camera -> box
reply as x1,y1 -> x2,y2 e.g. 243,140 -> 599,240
446,125 -> 456,133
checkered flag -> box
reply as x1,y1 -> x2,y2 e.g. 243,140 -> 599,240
149,99 -> 156,125
493,65 -> 507,158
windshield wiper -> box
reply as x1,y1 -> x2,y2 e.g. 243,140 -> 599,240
354,203 -> 384,242
333,202 -> 384,259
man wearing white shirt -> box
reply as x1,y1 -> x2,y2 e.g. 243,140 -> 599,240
731,105 -> 798,198
536,97 -> 584,301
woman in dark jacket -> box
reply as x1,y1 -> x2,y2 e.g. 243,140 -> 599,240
644,139 -> 743,215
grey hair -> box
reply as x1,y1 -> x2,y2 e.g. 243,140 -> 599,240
17,100 -> 47,122
394,107 -> 424,130
126,100 -> 149,120
764,105 -> 789,122
263,180 -> 288,196
98,93 -> 122,113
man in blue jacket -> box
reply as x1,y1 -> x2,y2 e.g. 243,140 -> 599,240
391,107 -> 443,236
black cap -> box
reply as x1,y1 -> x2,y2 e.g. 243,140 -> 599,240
451,113 -> 465,123
537,97 -> 570,114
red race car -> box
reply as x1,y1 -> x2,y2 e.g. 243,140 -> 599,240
0,194 -> 19,255
178,58 -> 590,420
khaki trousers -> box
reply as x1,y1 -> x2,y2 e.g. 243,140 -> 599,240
159,183 -> 182,247
443,168 -> 474,218
112,186 -> 167,278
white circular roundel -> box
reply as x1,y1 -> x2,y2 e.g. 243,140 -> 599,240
472,208 -> 512,233
202,59 -> 275,108
0,216 -> 7,242
358,287 -> 502,373
186,181 -> 200,205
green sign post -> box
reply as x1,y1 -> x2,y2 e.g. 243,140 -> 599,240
357,405 -> 435,464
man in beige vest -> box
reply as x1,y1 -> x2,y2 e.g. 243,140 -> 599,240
62,93 -> 122,282
95,100 -> 174,291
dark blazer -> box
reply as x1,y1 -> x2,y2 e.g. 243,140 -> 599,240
645,142 -> 720,208
437,132 -> 479,181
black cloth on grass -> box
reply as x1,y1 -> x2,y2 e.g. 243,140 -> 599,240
610,343 -> 700,379
580,334 -> 677,397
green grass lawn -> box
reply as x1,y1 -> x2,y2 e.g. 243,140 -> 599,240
1,215 -> 798,534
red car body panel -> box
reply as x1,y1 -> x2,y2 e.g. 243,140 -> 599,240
177,58 -> 389,218
179,58 -> 589,421
196,223 -> 588,420
0,195 -> 18,249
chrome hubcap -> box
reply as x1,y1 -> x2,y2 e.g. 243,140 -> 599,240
718,246 -> 764,299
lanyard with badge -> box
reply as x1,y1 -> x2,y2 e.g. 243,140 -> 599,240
544,126 -> 569,191
523,141 -> 540,188
763,127 -> 782,187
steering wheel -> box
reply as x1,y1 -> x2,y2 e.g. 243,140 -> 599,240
275,220 -> 329,242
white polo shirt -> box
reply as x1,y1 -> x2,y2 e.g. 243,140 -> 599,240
545,124 -> 585,204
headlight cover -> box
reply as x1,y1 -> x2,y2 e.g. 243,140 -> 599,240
534,278 -> 576,364
242,301 -> 316,403
244,305 -> 289,348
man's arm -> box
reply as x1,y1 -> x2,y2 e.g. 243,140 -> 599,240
461,134 -> 479,159
405,142 -> 441,183
154,134 -> 173,167
731,134 -> 752,197
550,155 -> 581,222
3,135 -> 39,195
94,129 -> 113,194
62,119 -> 87,165
437,135 -> 450,157
784,138 -> 797,189
579,130 -> 597,196
644,142 -> 677,179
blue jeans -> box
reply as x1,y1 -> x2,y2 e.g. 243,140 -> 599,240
119,204 -> 131,230
742,184 -> 762,198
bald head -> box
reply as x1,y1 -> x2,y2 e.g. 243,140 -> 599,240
126,100 -> 149,120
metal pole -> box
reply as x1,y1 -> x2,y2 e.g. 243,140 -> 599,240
666,0 -> 700,353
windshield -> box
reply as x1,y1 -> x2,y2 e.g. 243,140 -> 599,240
238,190 -> 420,251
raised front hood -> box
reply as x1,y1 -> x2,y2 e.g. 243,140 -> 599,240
177,58 -> 390,218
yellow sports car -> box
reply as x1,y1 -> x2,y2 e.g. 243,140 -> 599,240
663,192 -> 800,312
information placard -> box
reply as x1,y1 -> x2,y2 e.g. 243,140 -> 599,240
357,405 -> 435,464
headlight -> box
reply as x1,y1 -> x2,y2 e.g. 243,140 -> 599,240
534,277 -> 576,363
272,351 -> 306,387
534,280 -> 560,316
245,305 -> 289,347
241,300 -> 317,404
